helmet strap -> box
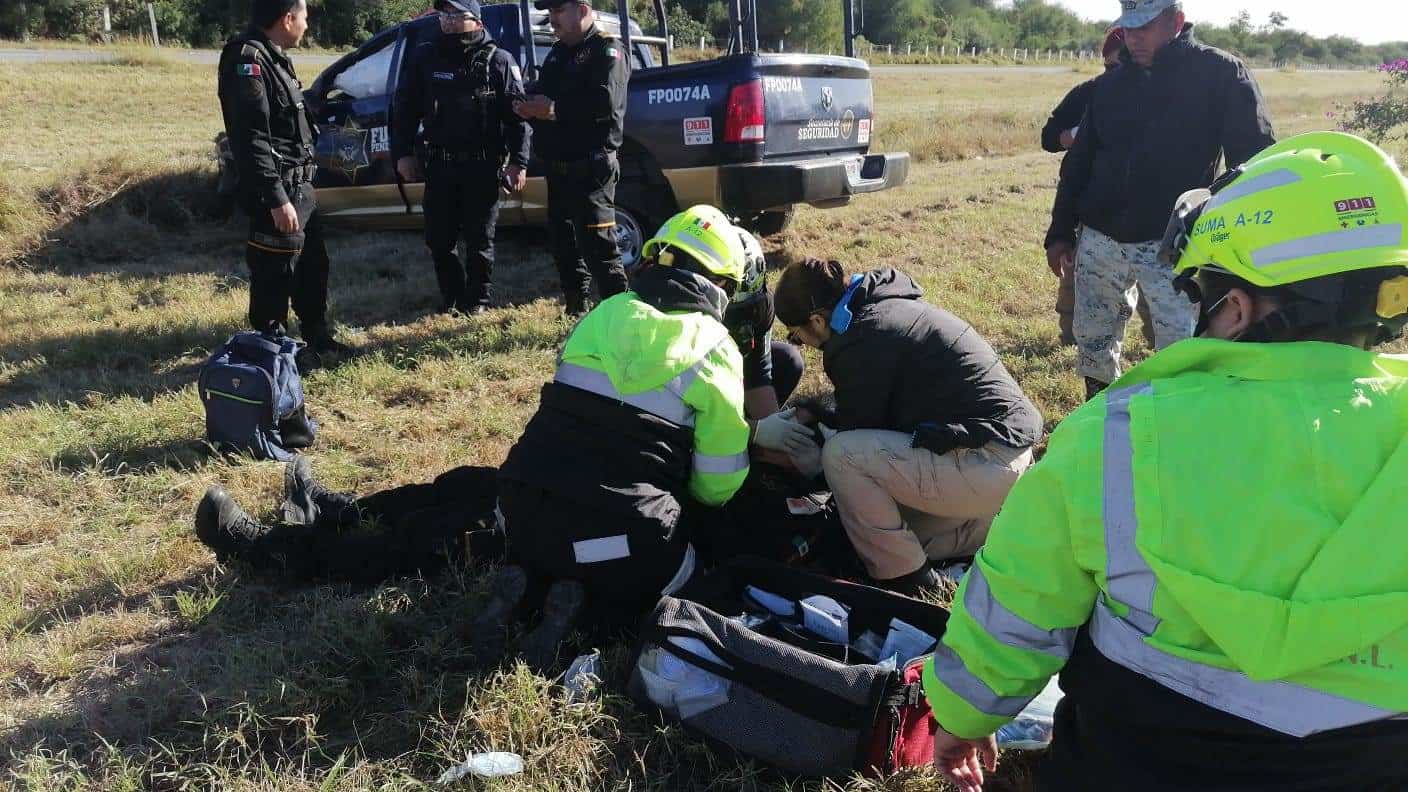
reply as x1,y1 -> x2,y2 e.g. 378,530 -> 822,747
1238,300 -> 1352,345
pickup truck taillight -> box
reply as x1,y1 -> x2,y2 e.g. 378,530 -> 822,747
724,80 -> 766,144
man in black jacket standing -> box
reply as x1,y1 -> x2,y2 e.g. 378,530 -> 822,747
393,0 -> 531,314
1040,27 -> 1155,349
218,0 -> 347,354
1044,0 -> 1274,398
514,0 -> 630,316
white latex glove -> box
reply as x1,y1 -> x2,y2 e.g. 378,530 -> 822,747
786,436 -> 824,478
753,407 -> 812,452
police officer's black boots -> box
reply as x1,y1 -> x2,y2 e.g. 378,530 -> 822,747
1084,377 -> 1108,401
878,563 -> 945,597
464,564 -> 530,665
518,578 -> 586,671
195,486 -> 270,559
300,321 -> 350,356
281,457 -> 359,528
564,293 -> 589,318
196,486 -> 317,576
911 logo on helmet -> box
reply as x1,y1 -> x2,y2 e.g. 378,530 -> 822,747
1335,197 -> 1377,214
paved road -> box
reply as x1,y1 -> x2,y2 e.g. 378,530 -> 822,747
0,48 -> 1078,73
872,64 -> 1071,75
1,47 -> 1360,76
0,47 -> 342,66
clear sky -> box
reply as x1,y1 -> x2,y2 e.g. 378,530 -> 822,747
1040,0 -> 1404,45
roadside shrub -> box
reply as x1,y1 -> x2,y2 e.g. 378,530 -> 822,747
1339,59 -> 1408,144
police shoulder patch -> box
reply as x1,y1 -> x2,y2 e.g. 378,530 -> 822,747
604,47 -> 618,59
237,62 -> 262,77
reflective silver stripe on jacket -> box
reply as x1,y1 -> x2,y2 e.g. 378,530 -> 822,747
1103,382 -> 1160,636
962,564 -> 1078,659
573,535 -> 631,563
1096,382 -> 1403,736
1089,599 -> 1401,737
692,450 -> 749,475
555,361 -> 699,427
931,643 -> 1036,718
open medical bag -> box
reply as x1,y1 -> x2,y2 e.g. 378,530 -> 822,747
627,557 -> 948,777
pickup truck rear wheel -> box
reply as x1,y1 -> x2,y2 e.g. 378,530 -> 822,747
741,207 -> 795,238
613,204 -> 647,276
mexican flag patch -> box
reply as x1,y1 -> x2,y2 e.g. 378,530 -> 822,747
237,62 -> 262,77
604,47 -> 617,59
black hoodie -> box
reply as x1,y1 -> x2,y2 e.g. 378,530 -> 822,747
821,268 -> 1043,449
1045,24 -> 1275,248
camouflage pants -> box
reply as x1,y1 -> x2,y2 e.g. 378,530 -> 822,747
1056,252 -> 1156,348
1074,227 -> 1194,384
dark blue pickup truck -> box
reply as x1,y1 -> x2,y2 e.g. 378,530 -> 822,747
250,1 -> 909,268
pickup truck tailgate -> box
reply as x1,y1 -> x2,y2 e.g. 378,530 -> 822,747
757,55 -> 874,158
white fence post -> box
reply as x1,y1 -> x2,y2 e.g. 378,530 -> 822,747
146,2 -> 160,47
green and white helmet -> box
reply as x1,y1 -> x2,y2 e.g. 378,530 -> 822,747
1160,131 -> 1408,341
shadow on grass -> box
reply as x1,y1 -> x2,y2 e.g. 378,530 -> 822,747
20,160 -> 239,274
4,165 -> 574,412
49,437 -> 212,475
0,319 -> 229,410
1,568 -> 490,771
6,569 -> 212,640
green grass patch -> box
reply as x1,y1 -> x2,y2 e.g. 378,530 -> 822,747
0,60 -> 1400,790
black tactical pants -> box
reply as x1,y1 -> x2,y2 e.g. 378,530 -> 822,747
497,478 -> 692,613
244,178 -> 330,335
546,153 -> 628,311
224,466 -> 504,584
423,158 -> 502,310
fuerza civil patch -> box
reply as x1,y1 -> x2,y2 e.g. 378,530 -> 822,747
237,62 -> 262,77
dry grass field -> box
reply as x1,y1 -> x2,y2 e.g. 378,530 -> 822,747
0,53 -> 1398,790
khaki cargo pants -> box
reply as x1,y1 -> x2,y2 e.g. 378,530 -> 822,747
821,430 -> 1034,580
1074,227 -> 1195,384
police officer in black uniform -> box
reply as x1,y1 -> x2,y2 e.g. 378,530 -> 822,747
393,0 -> 531,314
218,0 -> 346,354
514,0 -> 630,316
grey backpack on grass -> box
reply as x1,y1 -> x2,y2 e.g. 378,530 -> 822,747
198,329 -> 317,461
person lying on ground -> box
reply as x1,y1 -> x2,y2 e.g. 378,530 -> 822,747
192,210 -> 811,669
771,259 -> 1044,595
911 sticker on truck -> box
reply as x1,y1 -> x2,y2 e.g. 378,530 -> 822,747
684,117 -> 714,146
649,85 -> 711,104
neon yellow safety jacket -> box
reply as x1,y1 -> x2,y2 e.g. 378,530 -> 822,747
555,291 -> 750,506
924,338 -> 1408,739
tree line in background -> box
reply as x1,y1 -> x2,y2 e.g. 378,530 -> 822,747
3,0 -> 1407,67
